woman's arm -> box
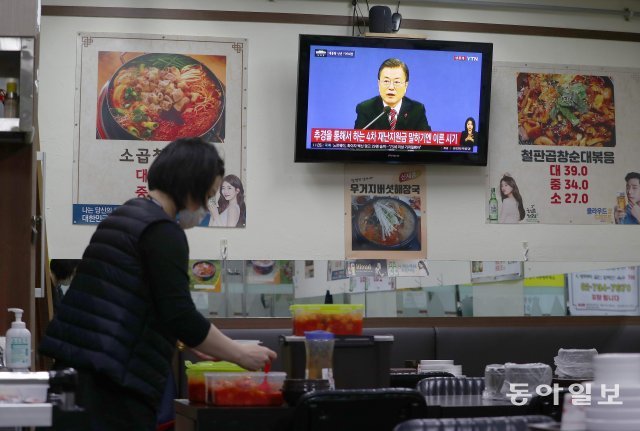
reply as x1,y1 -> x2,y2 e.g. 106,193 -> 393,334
140,223 -> 276,370
226,204 -> 240,227
195,324 -> 276,371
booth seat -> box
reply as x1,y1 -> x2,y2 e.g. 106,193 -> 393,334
434,324 -> 640,376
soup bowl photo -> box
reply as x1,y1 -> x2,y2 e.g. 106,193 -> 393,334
192,260 -> 216,281
353,197 -> 418,250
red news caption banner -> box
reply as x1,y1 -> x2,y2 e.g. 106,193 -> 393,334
311,128 -> 460,147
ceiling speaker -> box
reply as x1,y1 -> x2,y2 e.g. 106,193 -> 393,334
369,6 -> 392,33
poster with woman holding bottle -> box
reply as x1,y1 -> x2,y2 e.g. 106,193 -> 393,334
487,173 -> 529,224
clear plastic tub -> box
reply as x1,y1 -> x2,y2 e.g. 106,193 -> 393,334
205,371 -> 286,406
289,304 -> 364,335
185,361 -> 246,404
0,372 -> 49,403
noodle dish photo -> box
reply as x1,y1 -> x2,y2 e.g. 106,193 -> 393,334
97,52 -> 225,141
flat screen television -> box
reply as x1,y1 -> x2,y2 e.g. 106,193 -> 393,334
294,34 -> 493,165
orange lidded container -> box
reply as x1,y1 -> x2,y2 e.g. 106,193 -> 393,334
185,361 -> 246,403
289,304 -> 364,336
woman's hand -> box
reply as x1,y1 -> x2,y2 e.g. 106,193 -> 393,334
234,343 -> 277,371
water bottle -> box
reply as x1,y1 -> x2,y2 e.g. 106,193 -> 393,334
304,330 -> 335,388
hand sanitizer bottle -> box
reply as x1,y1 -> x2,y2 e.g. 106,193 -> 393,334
5,308 -> 31,371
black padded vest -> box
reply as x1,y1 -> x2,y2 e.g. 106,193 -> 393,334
39,198 -> 179,402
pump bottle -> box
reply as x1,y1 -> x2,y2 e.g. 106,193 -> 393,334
5,308 -> 31,371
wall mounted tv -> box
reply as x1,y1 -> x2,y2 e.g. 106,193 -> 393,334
295,34 -> 493,166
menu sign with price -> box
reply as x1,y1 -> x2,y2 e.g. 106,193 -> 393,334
568,266 -> 639,315
486,62 -> 640,225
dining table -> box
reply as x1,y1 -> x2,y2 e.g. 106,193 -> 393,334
423,394 -> 541,418
175,392 -> 548,430
175,399 -> 293,431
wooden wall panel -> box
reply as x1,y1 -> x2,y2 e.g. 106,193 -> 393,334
0,143 -> 35,335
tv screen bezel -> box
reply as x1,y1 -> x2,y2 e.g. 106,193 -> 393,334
294,34 -> 493,166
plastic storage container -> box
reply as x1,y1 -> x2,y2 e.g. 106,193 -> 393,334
0,371 -> 49,403
289,304 -> 364,335
304,330 -> 335,388
185,361 -> 246,403
205,371 -> 286,406
280,334 -> 393,389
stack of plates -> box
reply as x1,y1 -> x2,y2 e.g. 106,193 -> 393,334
554,348 -> 597,379
417,359 -> 462,376
584,353 -> 640,431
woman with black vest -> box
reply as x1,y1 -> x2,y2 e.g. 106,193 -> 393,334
40,138 -> 276,430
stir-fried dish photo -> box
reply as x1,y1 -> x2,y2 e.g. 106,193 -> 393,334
517,73 -> 615,147
101,53 -> 225,141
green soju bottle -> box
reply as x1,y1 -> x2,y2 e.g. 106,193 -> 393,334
489,187 -> 499,222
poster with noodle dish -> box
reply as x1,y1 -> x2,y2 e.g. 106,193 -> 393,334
486,62 -> 640,224
345,165 -> 427,259
72,33 -> 247,226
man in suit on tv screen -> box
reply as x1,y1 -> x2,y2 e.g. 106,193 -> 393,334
354,58 -> 431,131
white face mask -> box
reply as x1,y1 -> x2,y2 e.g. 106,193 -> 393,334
176,207 -> 207,229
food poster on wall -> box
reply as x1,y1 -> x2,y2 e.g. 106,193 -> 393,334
245,260 -> 293,285
72,33 -> 247,226
470,260 -> 523,283
279,261 -> 294,284
394,260 -> 472,289
568,266 -> 639,315
346,259 -> 388,278
387,259 -> 430,277
486,62 -> 640,224
189,259 -> 221,292
327,260 -> 349,281
246,260 -> 280,284
345,164 -> 427,259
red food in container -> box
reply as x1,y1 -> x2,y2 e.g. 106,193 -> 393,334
205,372 -> 286,406
185,361 -> 246,404
289,304 -> 364,336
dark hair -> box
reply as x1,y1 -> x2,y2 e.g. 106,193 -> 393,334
148,138 -> 225,210
625,172 -> 640,183
464,117 -> 476,132
378,58 -> 409,82
418,260 -> 429,275
217,174 -> 246,227
499,174 -> 525,221
50,259 -> 80,282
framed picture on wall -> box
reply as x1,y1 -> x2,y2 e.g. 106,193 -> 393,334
345,164 -> 427,259
72,32 -> 248,228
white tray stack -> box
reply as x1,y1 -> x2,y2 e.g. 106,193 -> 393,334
417,359 -> 463,376
585,353 -> 640,431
